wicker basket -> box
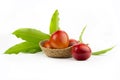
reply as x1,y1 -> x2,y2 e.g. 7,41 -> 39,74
39,40 -> 72,58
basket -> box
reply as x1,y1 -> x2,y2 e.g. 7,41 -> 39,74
39,40 -> 72,58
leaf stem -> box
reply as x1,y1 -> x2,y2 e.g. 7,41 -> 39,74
79,25 -> 87,42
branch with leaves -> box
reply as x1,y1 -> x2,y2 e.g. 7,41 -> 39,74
5,10 -> 114,55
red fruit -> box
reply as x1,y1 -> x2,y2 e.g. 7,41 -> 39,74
69,39 -> 79,46
71,43 -> 92,60
43,40 -> 51,48
50,30 -> 69,49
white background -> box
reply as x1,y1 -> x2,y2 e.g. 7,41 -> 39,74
0,0 -> 120,80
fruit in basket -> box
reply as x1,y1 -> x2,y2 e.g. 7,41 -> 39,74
50,30 -> 69,49
43,40 -> 52,48
69,39 -> 79,46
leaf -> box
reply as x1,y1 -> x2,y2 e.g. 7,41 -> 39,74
5,42 -> 41,54
13,28 -> 50,43
92,46 -> 114,55
79,25 -> 87,42
49,9 -> 60,34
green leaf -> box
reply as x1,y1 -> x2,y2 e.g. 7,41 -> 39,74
79,25 -> 87,42
13,28 -> 50,43
92,46 -> 114,55
5,42 -> 41,54
49,9 -> 60,34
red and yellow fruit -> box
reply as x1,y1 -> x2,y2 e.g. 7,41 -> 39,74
43,30 -> 92,61
49,30 -> 69,49
43,40 -> 52,48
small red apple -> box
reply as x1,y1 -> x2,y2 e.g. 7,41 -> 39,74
50,30 -> 69,49
43,40 -> 52,48
69,39 -> 79,46
71,43 -> 92,60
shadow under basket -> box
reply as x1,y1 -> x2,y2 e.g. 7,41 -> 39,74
39,40 -> 72,58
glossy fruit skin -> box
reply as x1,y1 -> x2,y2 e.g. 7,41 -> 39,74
50,30 -> 69,49
69,39 -> 79,46
71,43 -> 92,60
43,40 -> 52,48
